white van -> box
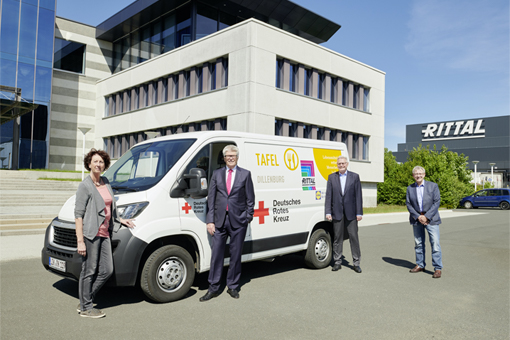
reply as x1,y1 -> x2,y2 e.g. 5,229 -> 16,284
41,131 -> 348,302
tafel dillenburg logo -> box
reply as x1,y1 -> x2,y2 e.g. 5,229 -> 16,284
300,160 -> 316,191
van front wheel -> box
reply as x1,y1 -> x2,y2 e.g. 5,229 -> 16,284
304,229 -> 332,269
141,245 -> 195,303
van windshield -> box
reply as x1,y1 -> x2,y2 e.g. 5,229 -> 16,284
104,139 -> 196,193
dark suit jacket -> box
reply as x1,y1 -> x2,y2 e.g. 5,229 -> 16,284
325,171 -> 363,221
206,166 -> 255,228
406,180 -> 441,225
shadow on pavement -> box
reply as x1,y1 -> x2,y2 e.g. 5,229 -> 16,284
52,278 -> 146,309
191,252 -> 309,297
382,256 -> 435,274
52,252 -> 312,305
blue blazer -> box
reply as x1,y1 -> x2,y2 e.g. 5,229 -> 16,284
206,166 -> 255,228
325,171 -> 363,221
406,180 -> 442,225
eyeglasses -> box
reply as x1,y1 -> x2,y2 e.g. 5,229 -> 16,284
337,162 -> 347,165
224,155 -> 237,159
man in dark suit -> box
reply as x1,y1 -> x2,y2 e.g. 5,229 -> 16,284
406,166 -> 443,278
200,145 -> 255,301
325,156 -> 363,273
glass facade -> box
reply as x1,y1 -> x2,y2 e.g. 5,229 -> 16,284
0,0 -> 56,169
111,1 -> 243,74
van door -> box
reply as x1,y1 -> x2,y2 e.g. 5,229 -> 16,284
177,141 -> 236,269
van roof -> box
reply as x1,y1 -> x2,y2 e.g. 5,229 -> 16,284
135,130 -> 348,149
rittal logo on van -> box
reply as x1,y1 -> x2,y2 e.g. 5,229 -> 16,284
301,160 -> 316,191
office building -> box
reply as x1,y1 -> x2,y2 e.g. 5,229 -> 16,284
394,116 -> 510,188
0,0 -> 385,206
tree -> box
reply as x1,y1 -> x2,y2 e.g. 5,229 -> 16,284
378,145 -> 473,208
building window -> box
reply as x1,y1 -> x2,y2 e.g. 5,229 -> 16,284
118,93 -> 123,113
152,81 -> 158,105
196,3 -> 218,40
197,67 -> 203,94
289,63 -> 295,92
209,63 -> 216,90
342,82 -> 349,106
363,88 -> 370,112
362,136 -> 369,160
352,134 -> 359,159
176,3 -> 191,48
142,84 -> 149,107
222,58 -> 228,87
53,38 -> 85,73
184,70 -> 190,97
126,91 -> 131,111
276,59 -> 284,88
134,88 -> 139,109
304,69 -> 312,96
162,77 -> 168,102
292,64 -> 299,93
330,78 -> 337,103
353,85 -> 359,109
318,73 -> 326,99
105,97 -> 110,117
111,95 -> 116,116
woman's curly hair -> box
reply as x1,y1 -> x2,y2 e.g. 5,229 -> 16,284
84,149 -> 111,171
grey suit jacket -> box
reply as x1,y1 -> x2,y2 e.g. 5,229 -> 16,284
406,180 -> 441,225
206,166 -> 255,228
325,171 -> 363,221
74,176 -> 121,240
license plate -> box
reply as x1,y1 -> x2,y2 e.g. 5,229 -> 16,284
49,257 -> 66,272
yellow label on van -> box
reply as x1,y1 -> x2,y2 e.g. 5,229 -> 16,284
313,148 -> 342,180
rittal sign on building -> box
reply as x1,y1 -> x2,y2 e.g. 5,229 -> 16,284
421,119 -> 485,141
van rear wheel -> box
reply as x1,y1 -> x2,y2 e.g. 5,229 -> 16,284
304,229 -> 332,269
500,201 -> 510,210
141,245 -> 195,303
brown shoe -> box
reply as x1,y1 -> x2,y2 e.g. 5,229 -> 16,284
432,270 -> 442,278
409,265 -> 425,273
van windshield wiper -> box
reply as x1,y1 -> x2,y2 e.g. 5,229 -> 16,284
111,186 -> 137,192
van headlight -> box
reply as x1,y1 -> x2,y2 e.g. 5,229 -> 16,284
117,202 -> 149,219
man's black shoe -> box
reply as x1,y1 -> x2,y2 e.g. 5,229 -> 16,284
199,291 -> 219,302
353,266 -> 362,273
332,263 -> 342,271
227,288 -> 239,299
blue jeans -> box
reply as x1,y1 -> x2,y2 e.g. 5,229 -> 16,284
412,223 -> 443,270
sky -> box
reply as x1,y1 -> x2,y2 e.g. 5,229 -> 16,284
57,0 -> 510,151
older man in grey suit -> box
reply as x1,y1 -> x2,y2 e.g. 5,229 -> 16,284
325,156 -> 363,273
200,145 -> 255,301
406,166 -> 443,278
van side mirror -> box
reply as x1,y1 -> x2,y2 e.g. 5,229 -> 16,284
170,168 -> 208,199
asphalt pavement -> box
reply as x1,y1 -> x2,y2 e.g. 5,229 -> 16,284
1,209 -> 509,340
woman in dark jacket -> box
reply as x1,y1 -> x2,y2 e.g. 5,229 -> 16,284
75,149 -> 135,318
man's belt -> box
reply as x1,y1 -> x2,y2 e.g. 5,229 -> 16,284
420,212 -> 426,215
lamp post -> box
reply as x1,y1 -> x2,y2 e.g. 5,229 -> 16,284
78,127 -> 91,181
489,163 -> 496,187
472,160 -> 479,192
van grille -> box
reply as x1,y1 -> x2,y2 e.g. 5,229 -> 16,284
53,226 -> 77,248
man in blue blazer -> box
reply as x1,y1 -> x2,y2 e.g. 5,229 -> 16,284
406,166 -> 443,278
200,145 -> 255,301
325,156 -> 363,273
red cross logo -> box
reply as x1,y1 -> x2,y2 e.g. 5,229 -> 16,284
253,201 -> 270,224
181,202 -> 192,214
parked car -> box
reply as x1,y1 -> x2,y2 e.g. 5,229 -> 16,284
460,188 -> 510,210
